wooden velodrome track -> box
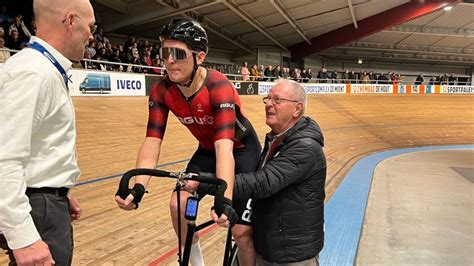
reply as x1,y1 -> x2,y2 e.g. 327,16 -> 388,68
1,93 -> 473,265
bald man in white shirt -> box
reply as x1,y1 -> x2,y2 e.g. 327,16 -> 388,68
0,0 -> 96,265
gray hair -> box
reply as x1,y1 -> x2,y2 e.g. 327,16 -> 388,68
275,79 -> 307,115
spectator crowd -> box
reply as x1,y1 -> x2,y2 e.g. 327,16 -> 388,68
0,4 -> 165,74
234,63 -> 468,85
0,5 -> 469,86
0,4 -> 35,62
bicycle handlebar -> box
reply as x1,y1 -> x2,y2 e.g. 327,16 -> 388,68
116,168 -> 225,200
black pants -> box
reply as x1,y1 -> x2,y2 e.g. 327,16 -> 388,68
0,193 -> 73,266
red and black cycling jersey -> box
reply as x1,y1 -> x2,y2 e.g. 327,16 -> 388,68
147,68 -> 254,150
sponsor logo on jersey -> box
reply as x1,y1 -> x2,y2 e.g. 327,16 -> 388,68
197,103 -> 204,112
177,115 -> 214,125
236,119 -> 247,132
219,103 -> 235,109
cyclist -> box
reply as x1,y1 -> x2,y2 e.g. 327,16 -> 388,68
115,18 -> 261,266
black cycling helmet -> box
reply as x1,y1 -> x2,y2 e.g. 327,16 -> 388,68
159,18 -> 208,53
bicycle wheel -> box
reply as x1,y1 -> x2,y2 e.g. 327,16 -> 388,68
229,243 -> 239,266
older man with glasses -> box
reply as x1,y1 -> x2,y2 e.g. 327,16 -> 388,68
232,79 -> 327,266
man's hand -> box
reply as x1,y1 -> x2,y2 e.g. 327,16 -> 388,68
13,240 -> 55,266
68,194 -> 82,221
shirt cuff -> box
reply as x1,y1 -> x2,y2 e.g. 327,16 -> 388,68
2,217 -> 40,250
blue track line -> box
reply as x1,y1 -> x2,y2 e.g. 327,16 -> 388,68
75,159 -> 190,186
320,144 -> 474,266
74,140 -> 266,187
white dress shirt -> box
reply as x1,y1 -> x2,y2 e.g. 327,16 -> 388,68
0,36 -> 80,249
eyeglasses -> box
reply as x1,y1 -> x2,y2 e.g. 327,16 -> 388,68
62,14 -> 97,34
160,47 -> 195,61
89,24 -> 98,35
76,15 -> 97,34
262,96 -> 300,105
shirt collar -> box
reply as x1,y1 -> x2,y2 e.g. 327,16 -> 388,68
267,126 -> 291,142
267,120 -> 300,141
29,36 -> 72,72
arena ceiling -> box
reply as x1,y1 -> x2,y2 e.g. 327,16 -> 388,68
92,0 -> 474,67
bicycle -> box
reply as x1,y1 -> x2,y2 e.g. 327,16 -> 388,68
116,168 -> 240,266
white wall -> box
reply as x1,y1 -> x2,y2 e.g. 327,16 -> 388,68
304,57 -> 324,71
206,49 -> 234,64
233,53 -> 258,67
257,47 -> 282,67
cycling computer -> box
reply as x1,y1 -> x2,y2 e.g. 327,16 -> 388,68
185,196 -> 199,221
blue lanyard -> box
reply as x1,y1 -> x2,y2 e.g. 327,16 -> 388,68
28,42 -> 69,89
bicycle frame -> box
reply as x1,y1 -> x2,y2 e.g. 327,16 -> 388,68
117,168 -> 237,266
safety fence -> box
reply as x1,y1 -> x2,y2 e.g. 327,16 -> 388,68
66,69 -> 474,96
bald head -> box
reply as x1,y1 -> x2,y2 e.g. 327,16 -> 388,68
35,0 -> 92,26
33,0 -> 95,61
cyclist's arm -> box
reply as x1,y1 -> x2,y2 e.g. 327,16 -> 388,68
135,137 -> 162,188
214,138 -> 235,199
206,71 -> 238,199
115,137 -> 161,210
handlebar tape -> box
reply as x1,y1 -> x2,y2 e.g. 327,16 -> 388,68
116,168 -> 225,202
116,168 -> 169,200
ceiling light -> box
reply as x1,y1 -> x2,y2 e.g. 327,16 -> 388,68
358,59 -> 363,64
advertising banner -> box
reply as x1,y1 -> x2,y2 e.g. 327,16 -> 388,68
398,84 -> 408,93
350,84 -> 393,93
258,82 -> 347,95
232,81 -> 258,95
145,75 -> 163,96
411,85 -> 421,93
69,69 -> 146,96
425,85 -> 436,94
412,84 -> 439,94
440,85 -> 474,94
302,83 -> 346,94
258,82 -> 275,95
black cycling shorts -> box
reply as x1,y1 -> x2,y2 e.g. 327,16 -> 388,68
184,129 -> 261,226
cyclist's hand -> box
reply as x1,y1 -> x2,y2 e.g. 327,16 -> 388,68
115,183 -> 146,210
115,194 -> 136,210
211,197 -> 238,227
210,209 -> 230,228
184,180 -> 200,193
